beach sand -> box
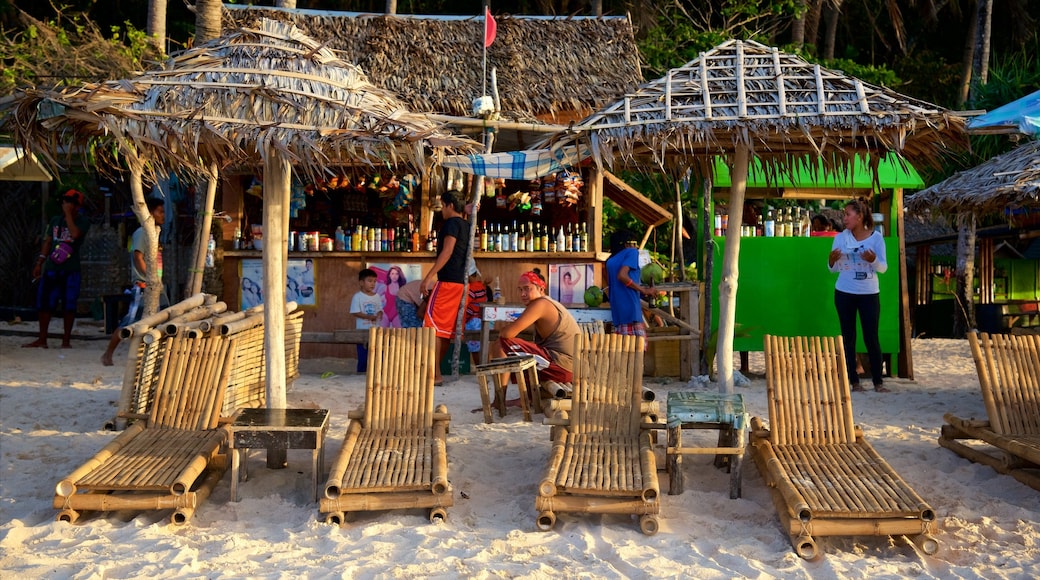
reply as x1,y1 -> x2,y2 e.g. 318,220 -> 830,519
1,326 -> 1037,578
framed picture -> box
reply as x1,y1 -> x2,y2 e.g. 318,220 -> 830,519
549,263 -> 594,307
241,258 -> 317,309
367,262 -> 424,328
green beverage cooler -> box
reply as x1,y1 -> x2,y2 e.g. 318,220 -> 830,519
709,236 -> 900,356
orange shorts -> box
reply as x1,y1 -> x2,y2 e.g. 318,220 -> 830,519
423,281 -> 468,339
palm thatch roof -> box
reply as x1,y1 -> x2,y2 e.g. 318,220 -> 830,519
222,6 -> 642,124
547,39 -> 966,178
2,18 -> 477,183
905,140 -> 1040,216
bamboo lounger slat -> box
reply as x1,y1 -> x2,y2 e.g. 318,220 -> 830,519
938,332 -> 1040,491
535,333 -> 660,535
320,327 -> 452,525
750,335 -> 938,560
55,332 -> 237,525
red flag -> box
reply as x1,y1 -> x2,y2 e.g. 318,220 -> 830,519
484,7 -> 497,48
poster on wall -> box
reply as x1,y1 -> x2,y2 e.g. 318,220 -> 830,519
240,258 -> 317,309
548,264 -> 594,307
367,262 -> 424,327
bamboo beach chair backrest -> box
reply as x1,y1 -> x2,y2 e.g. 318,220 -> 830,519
147,333 -> 235,430
763,335 -> 856,445
968,332 -> 1040,436
364,326 -> 438,432
578,320 -> 605,337
570,332 -> 645,436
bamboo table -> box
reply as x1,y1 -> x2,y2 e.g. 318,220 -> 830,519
666,392 -> 748,498
229,408 -> 330,502
473,355 -> 541,423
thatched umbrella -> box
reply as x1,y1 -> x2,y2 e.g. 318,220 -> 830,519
905,140 -> 1039,322
4,18 -> 475,411
546,39 -> 966,391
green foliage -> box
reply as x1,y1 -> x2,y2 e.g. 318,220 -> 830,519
821,58 -> 901,89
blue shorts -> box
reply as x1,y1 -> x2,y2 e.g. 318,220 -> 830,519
396,297 -> 423,328
36,270 -> 81,313
465,317 -> 481,352
119,284 -> 171,328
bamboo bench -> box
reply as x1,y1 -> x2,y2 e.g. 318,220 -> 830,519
751,335 -> 938,559
939,332 -> 1040,491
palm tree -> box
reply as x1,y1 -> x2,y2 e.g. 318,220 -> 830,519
147,0 -> 167,55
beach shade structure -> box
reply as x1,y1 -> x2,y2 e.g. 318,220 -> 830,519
540,39 -> 966,392
967,90 -> 1040,137
536,333 -> 660,535
3,18 -> 476,412
939,332 -> 1040,491
320,327 -> 453,525
905,140 -> 1040,216
750,335 -> 938,559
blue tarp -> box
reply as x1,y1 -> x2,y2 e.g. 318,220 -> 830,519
967,90 -> 1040,136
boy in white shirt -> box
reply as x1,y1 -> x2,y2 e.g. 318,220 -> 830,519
349,268 -> 384,373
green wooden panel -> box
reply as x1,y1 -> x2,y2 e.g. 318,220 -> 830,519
710,154 -> 924,189
709,236 -> 901,354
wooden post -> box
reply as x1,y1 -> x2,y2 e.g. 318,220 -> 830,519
954,212 -> 977,337
700,177 -> 714,376
263,153 -> 290,468
894,187 -> 914,379
716,144 -> 749,393
589,166 -> 604,254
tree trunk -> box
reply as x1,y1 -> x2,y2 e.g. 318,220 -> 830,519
957,1 -> 979,108
700,177 -> 714,376
195,0 -> 222,44
129,164 -> 162,317
953,212 -> 977,337
275,0 -> 297,8
187,163 -> 218,296
791,0 -> 807,50
805,0 -> 825,52
715,145 -> 749,394
822,0 -> 843,61
968,0 -> 993,106
385,0 -> 397,14
147,0 -> 167,55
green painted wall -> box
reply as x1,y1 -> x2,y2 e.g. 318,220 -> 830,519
709,236 -> 901,354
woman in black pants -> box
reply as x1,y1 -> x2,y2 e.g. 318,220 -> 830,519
828,199 -> 890,392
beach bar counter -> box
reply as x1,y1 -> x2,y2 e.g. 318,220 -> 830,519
219,166 -> 686,367
702,156 -> 923,378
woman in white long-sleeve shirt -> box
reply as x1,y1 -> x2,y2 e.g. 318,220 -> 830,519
828,199 -> 890,392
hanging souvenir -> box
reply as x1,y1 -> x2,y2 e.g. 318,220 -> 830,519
542,174 -> 556,203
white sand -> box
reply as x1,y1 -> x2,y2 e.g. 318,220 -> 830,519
1,329 -> 1037,578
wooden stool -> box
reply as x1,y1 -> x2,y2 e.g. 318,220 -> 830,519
473,356 -> 541,423
666,391 -> 748,498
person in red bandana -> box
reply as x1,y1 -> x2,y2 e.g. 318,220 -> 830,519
489,269 -> 580,405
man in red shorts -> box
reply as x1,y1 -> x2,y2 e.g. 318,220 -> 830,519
489,269 -> 580,405
421,190 -> 471,385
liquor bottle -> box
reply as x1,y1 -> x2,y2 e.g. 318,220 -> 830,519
564,224 -> 573,252
492,276 -> 503,304
335,226 -> 345,251
764,208 -> 775,237
517,222 -> 526,252
580,223 -> 588,252
411,226 -> 419,252
556,225 -> 565,253
426,228 -> 436,252
532,224 -> 542,252
571,223 -> 580,253
540,224 -> 549,252
511,220 -> 519,252
480,220 -> 488,252
526,222 -> 535,251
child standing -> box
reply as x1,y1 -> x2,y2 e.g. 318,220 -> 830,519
350,268 -> 385,373
464,265 -> 488,367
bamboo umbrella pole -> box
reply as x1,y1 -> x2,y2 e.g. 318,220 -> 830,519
188,161 -> 219,296
716,142 -> 749,394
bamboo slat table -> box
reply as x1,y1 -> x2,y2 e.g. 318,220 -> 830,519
666,392 -> 748,499
229,408 -> 330,502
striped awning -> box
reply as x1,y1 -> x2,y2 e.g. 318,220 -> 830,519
440,145 -> 588,180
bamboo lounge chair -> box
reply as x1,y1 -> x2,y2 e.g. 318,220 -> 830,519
54,333 -> 236,525
751,335 -> 938,559
939,331 -> 1040,491
536,333 -> 661,535
320,326 -> 452,524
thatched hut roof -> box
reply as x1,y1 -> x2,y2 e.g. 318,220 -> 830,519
905,140 -> 1040,216
547,39 -> 966,178
2,18 -> 476,182
222,6 -> 642,124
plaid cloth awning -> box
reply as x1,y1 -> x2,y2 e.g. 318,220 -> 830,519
440,145 -> 588,180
